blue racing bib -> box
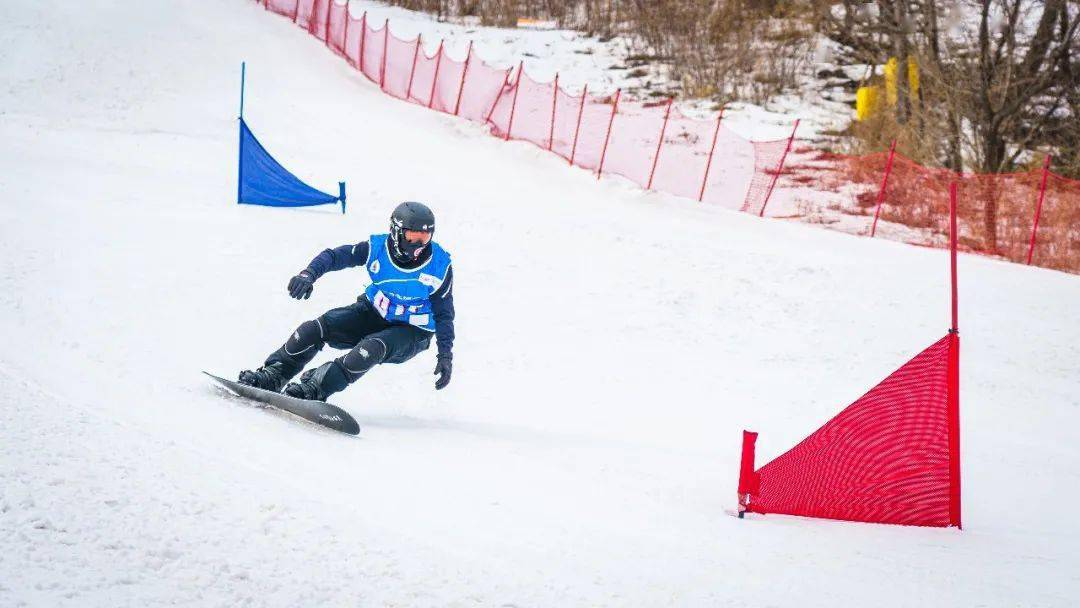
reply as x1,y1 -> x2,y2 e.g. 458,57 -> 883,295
362,233 -> 451,332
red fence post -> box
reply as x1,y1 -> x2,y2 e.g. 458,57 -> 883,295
698,107 -> 725,202
484,68 -> 511,123
569,83 -> 587,166
342,2 -> 350,58
1026,154 -> 1052,265
427,40 -> 444,109
453,41 -> 474,116
547,73 -> 560,151
869,139 -> 898,237
757,119 -> 799,217
596,89 -> 622,179
646,97 -> 674,190
378,18 -> 389,91
406,34 -> 422,101
358,12 -> 367,74
505,62 -> 525,141
323,0 -> 332,45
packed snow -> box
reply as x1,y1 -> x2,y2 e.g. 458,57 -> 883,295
1,0 -> 1078,606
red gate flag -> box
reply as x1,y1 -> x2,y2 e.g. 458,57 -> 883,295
738,183 -> 962,528
738,334 -> 960,527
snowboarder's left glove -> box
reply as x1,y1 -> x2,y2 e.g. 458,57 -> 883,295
287,270 -> 315,300
434,354 -> 452,390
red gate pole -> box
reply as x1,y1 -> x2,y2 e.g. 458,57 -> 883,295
758,119 -> 799,217
323,0 -> 332,45
949,180 -> 959,331
947,179 -> 962,530
504,61 -> 524,141
596,89 -> 622,179
453,41 -> 474,116
378,18 -> 389,91
427,40 -> 444,109
568,83 -> 587,166
484,68 -> 511,123
292,0 -> 300,23
1026,154 -> 1052,265
869,139 -> 898,237
405,34 -> 422,101
547,73 -> 560,151
736,430 -> 759,519
358,12 -> 368,75
698,106 -> 725,202
646,97 -> 674,190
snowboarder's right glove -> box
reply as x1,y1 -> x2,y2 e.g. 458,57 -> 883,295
287,270 -> 316,300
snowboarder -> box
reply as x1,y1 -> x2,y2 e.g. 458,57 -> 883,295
238,201 -> 454,400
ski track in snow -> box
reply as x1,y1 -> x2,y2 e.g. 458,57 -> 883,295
1,0 -> 1079,606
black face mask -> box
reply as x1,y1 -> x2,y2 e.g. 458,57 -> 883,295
397,234 -> 428,261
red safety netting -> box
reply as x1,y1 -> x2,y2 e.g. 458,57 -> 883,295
485,69 -> 519,139
360,20 -> 386,85
254,0 -> 797,219
741,137 -> 795,215
326,0 -> 347,56
956,171 -> 1043,263
307,0 -> 330,40
813,149 -> 1080,274
455,56 -> 510,124
650,110 -> 757,208
780,149 -> 888,218
1035,173 -> 1080,273
405,41 -> 441,107
382,31 -> 419,100
548,84 -> 585,161
341,10 -> 363,67
599,99 -> 666,189
253,0 -> 1078,275
265,0 -> 299,20
428,50 -> 466,115
494,72 -> 557,146
739,334 -> 961,527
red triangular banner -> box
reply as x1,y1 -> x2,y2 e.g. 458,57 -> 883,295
740,334 -> 960,527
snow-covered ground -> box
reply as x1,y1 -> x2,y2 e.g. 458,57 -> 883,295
2,0 -> 1079,606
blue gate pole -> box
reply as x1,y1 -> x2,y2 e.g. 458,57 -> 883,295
239,61 -> 246,119
237,62 -> 246,204
339,182 -> 347,214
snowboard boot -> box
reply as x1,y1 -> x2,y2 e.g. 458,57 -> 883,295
283,361 -> 349,401
237,362 -> 288,392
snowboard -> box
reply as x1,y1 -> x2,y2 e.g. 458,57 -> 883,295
203,371 -> 360,435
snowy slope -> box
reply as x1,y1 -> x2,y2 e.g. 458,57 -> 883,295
1,1 -> 1079,606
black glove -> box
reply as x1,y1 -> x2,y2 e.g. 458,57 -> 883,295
434,354 -> 452,390
287,270 -> 315,300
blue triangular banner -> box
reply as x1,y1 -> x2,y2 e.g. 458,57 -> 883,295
238,118 -> 345,213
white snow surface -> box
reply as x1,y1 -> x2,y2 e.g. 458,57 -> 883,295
2,1 -> 1079,606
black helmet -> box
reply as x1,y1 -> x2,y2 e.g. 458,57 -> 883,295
389,201 -> 435,263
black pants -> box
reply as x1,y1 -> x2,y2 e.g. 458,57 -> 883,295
266,295 -> 432,384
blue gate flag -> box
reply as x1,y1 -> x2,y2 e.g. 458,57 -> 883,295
238,118 -> 346,213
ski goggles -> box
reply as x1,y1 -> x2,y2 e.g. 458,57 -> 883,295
404,230 -> 432,244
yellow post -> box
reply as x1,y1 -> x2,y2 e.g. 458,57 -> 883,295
856,85 -> 879,121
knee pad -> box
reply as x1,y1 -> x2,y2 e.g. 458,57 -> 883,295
338,337 -> 388,379
284,319 -> 325,357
